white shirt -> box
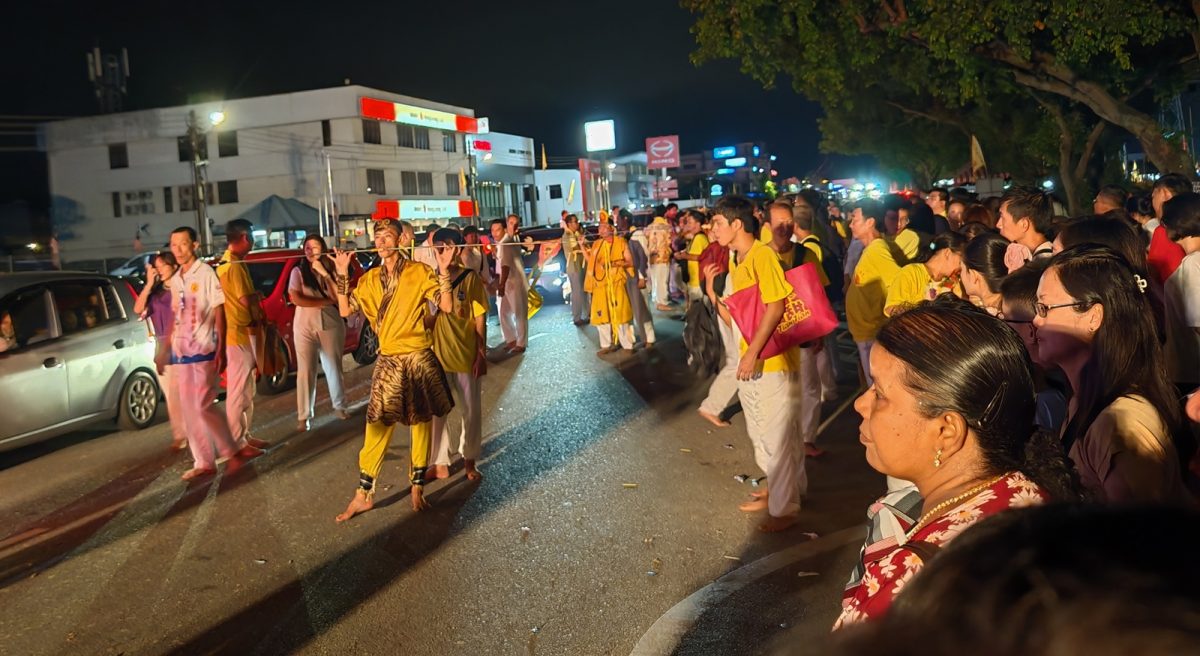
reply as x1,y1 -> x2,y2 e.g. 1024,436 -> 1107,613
495,235 -> 528,290
1165,251 -> 1200,384
1144,218 -> 1161,237
171,258 -> 225,358
412,239 -> 438,271
288,266 -> 340,332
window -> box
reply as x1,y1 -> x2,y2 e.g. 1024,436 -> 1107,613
549,184 -> 563,199
177,135 -> 207,162
1,288 -> 55,349
112,192 -> 121,218
367,169 -> 386,195
414,128 -> 430,150
52,283 -> 120,335
442,132 -> 457,152
179,184 -> 213,212
217,131 -> 238,157
321,120 -> 332,147
401,171 -> 417,195
217,180 -> 239,204
417,172 -> 433,195
108,143 -> 128,169
446,173 -> 461,196
121,190 -> 155,216
163,187 -> 173,213
362,119 -> 381,144
397,124 -> 415,148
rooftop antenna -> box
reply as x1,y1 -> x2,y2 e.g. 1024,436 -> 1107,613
87,45 -> 130,113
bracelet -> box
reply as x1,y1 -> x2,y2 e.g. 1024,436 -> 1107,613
335,274 -> 351,296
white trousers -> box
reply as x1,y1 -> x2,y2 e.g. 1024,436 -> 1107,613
626,278 -> 656,345
699,315 -> 741,416
597,322 -> 635,350
498,279 -> 528,347
856,340 -> 875,387
176,358 -> 239,469
431,371 -> 482,465
295,321 -> 346,421
567,266 -> 589,322
649,263 -> 670,305
797,347 -> 822,445
161,364 -> 188,445
225,341 -> 257,445
817,338 -> 837,398
739,370 -> 806,518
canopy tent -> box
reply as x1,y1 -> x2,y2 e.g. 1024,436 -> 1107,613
226,195 -> 319,232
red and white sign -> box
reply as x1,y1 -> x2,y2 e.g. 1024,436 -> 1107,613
360,97 -> 489,134
645,135 -> 680,169
468,138 -> 492,153
372,199 -> 477,220
654,179 -> 679,200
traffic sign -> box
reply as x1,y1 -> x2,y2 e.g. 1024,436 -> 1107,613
645,135 -> 680,169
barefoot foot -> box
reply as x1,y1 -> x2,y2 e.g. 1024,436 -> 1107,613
750,489 -> 768,499
411,485 -> 430,511
335,490 -> 373,523
739,497 -> 769,512
181,467 -> 215,481
465,460 -> 482,482
698,409 -> 731,428
426,464 -> 450,481
759,514 -> 801,533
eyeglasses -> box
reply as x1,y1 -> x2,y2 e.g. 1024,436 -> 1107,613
1033,301 -> 1088,318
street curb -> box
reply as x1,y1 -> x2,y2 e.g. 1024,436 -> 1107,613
629,525 -> 867,656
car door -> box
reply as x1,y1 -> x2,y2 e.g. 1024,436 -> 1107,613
0,286 -> 69,444
49,280 -> 133,418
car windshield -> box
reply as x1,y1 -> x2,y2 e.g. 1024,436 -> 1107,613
246,262 -> 285,298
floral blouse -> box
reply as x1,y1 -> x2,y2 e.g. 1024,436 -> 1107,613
834,471 -> 1048,628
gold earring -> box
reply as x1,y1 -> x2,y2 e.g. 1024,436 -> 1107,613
934,448 -> 943,469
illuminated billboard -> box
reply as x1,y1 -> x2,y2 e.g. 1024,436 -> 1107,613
712,146 -> 736,158
724,157 -> 747,167
584,119 -> 616,152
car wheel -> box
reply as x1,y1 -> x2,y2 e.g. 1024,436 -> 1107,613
353,323 -> 379,366
117,370 -> 160,431
257,341 -> 294,395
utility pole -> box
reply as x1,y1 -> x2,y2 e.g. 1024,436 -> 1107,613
186,110 -> 213,254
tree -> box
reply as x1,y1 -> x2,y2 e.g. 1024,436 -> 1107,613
685,0 -> 1199,175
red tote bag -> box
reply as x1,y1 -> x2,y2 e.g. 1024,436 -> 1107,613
724,263 -> 837,360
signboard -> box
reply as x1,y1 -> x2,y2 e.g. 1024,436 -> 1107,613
360,97 -> 488,134
584,119 -> 616,152
644,135 -> 680,169
372,199 -> 476,220
724,157 -> 747,167
715,167 -> 735,175
653,179 -> 679,200
712,146 -> 736,158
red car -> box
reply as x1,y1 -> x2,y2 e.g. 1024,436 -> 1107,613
229,249 -> 378,395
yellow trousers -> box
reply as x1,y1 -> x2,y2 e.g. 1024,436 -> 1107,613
357,420 -> 432,492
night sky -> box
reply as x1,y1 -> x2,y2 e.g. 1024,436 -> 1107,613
0,0 -> 875,207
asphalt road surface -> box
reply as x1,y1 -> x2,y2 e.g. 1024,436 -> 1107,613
0,303 -> 882,655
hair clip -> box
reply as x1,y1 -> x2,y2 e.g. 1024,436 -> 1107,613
1134,273 -> 1148,294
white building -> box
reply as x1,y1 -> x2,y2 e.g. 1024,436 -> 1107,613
470,132 -> 537,224
42,85 -> 483,261
531,169 -> 584,222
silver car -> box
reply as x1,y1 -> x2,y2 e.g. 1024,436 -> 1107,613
0,271 -> 161,452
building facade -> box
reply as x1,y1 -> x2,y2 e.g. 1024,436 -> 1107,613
42,85 -> 480,261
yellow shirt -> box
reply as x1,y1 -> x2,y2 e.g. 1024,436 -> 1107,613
216,249 -> 254,347
798,235 -> 831,287
760,224 -> 773,243
846,239 -> 902,342
433,269 -> 489,373
884,263 -> 936,316
895,229 -> 920,262
687,233 -> 709,289
350,260 -> 439,356
729,241 -> 800,373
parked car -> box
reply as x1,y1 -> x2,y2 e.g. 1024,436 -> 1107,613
220,249 -> 378,395
109,253 -> 156,279
0,271 -> 160,453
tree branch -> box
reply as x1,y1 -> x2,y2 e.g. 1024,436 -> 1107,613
1074,121 -> 1107,183
884,101 -> 971,136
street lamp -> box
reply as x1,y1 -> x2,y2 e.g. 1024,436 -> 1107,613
209,110 -> 226,127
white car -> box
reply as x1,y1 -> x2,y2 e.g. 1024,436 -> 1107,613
0,271 -> 161,452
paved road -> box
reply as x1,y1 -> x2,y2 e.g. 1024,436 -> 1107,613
0,304 -> 882,655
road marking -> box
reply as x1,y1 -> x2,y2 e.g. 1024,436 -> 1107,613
629,525 -> 866,656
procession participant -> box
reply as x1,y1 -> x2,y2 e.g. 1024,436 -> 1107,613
562,214 -> 590,326
626,216 -> 657,347
845,200 -> 903,386
217,219 -> 270,450
288,234 -> 349,433
792,201 -> 838,404
168,227 -> 261,480
584,219 -> 636,354
332,219 -> 456,521
673,209 -> 710,306
646,211 -> 674,310
491,217 -> 528,353
427,228 -> 489,482
133,250 -> 188,451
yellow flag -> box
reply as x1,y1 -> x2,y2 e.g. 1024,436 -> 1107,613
567,178 -> 576,203
541,143 -> 548,170
458,167 -> 467,195
970,135 -> 987,177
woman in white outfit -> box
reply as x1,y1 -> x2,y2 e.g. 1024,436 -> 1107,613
289,234 -> 349,431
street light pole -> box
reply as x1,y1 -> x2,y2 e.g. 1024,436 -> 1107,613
186,110 -> 212,255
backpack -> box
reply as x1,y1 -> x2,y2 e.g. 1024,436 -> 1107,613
683,298 -> 725,377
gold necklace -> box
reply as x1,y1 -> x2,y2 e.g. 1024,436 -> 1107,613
907,475 -> 1005,538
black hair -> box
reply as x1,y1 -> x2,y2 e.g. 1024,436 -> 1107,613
298,234 -> 333,299
489,218 -> 505,229
1058,216 -> 1149,274
998,258 -> 1049,316
225,218 -> 253,242
151,250 -> 179,296
1094,185 -> 1127,209
1152,172 -> 1192,199
851,198 -> 884,223
1162,191 -> 1200,240
927,187 -> 949,204
713,195 -> 759,236
1000,185 -> 1054,238
171,226 -> 198,241
906,202 -> 938,235
666,202 -> 678,212
1050,245 -> 1189,464
923,231 -> 967,260
959,221 -> 994,241
462,225 -> 479,236
962,232 -> 1010,293
792,201 -> 815,231
875,296 -> 1080,500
